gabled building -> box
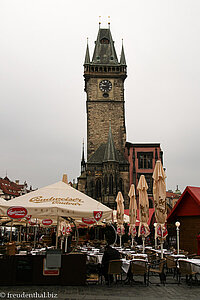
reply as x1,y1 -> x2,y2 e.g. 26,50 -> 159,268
167,186 -> 200,254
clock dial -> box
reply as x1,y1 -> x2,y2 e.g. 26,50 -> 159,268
99,80 -> 112,92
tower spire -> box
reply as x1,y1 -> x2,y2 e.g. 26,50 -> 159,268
81,139 -> 86,174
120,39 -> 126,65
84,38 -> 90,65
108,16 -> 110,28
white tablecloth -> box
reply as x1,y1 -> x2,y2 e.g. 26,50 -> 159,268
178,259 -> 200,273
121,258 -> 147,273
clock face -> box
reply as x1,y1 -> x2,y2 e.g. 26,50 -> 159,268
99,80 -> 112,92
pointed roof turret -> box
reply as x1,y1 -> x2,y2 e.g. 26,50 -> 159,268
92,28 -> 118,65
84,39 -> 90,65
81,139 -> 86,174
120,42 -> 126,65
103,123 -> 118,162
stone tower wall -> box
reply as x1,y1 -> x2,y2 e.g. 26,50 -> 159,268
86,77 -> 126,159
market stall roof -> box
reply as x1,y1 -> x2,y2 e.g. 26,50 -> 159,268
0,181 -> 112,222
167,186 -> 200,222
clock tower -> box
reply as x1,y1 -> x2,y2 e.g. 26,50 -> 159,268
78,25 -> 129,208
84,26 -> 127,160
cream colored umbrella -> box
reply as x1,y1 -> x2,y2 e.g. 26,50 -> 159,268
115,191 -> 125,247
137,175 -> 150,253
128,184 -> 137,247
152,160 -> 168,258
113,210 -> 129,223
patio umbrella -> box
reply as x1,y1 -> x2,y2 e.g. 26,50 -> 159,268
152,160 -> 168,258
0,180 -> 112,248
128,184 -> 137,247
115,191 -> 125,247
137,175 -> 150,253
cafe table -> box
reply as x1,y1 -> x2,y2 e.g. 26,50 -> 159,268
178,258 -> 200,274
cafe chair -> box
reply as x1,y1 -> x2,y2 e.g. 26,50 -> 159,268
166,255 -> 177,278
130,260 -> 148,286
178,260 -> 198,285
147,253 -> 157,264
148,258 -> 166,285
107,260 -> 123,285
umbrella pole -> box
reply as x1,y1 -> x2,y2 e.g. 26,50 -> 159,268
10,220 -> 13,242
119,235 -> 122,248
155,237 -> 157,249
131,237 -> 133,248
56,216 -> 60,249
65,236 -> 68,253
34,219 -> 38,249
160,227 -> 164,259
142,236 -> 145,253
20,226 -> 22,243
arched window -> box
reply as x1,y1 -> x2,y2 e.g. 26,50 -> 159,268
104,175 -> 107,194
90,181 -> 94,198
109,174 -> 113,195
119,178 -> 124,194
95,179 -> 101,198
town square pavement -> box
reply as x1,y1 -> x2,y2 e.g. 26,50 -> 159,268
0,279 -> 200,300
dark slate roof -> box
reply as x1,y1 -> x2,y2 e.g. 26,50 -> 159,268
88,124 -> 128,164
120,44 -> 126,65
91,28 -> 119,65
84,42 -> 90,64
103,124 -> 117,162
87,143 -> 127,164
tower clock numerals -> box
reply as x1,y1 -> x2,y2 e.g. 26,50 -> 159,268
99,80 -> 112,92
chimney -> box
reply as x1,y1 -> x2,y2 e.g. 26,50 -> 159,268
15,180 -> 19,185
62,174 -> 68,184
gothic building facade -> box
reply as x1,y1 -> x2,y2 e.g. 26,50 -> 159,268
78,26 -> 129,209
77,24 -> 163,209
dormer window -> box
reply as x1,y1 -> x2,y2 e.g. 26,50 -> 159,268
100,38 -> 109,44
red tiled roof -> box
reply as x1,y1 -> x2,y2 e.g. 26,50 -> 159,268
0,177 -> 25,196
166,191 -> 180,199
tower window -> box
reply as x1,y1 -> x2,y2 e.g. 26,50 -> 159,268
137,152 -> 153,169
89,181 -> 94,198
119,178 -> 124,194
109,174 -> 113,195
110,56 -> 114,60
104,175 -> 107,194
100,38 -> 109,44
95,179 -> 102,198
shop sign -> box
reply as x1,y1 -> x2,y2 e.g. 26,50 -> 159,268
7,206 -> 27,219
42,219 -> 53,226
93,211 -> 103,222
82,217 -> 96,225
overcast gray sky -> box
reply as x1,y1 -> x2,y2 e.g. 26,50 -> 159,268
0,0 -> 200,192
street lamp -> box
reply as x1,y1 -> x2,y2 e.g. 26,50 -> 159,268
154,223 -> 157,249
175,221 -> 180,255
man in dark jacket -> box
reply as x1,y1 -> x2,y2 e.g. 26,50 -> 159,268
102,245 -> 121,283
